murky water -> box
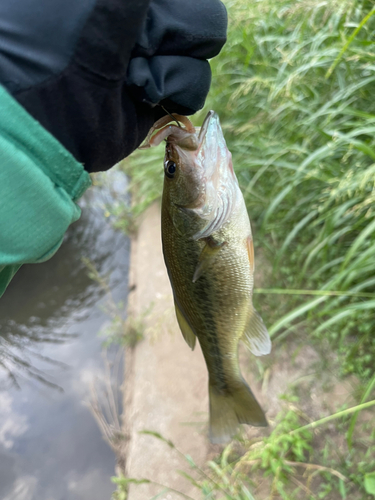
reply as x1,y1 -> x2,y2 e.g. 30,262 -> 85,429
0,171 -> 129,500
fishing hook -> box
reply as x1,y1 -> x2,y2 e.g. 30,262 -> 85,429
160,105 -> 181,128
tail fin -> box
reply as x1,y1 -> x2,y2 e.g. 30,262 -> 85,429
209,381 -> 267,444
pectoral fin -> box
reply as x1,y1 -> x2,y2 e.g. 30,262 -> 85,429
241,307 -> 271,356
174,302 -> 196,350
192,238 -> 226,283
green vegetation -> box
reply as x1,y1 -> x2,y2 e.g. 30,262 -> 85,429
204,0 -> 375,381
124,0 -> 375,379
119,146 -> 164,222
116,394 -> 375,499
119,0 -> 375,497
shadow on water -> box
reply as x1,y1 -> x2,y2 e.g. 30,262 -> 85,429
0,170 -> 130,500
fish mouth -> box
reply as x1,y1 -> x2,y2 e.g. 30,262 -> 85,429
198,110 -> 217,144
165,111 -> 218,158
197,110 -> 226,159
195,110 -> 229,182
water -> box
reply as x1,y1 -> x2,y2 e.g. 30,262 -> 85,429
0,171 -> 130,500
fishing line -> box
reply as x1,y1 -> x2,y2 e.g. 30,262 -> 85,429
160,105 -> 181,128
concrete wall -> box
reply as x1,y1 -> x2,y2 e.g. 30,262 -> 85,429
122,203 -> 213,499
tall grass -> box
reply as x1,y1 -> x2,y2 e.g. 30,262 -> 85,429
203,0 -> 375,379
117,2 -> 375,497
122,0 -> 375,377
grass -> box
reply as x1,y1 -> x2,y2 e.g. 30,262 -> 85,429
117,0 -> 375,497
118,145 -> 164,223
202,0 -> 375,381
122,0 -> 375,379
117,396 -> 375,499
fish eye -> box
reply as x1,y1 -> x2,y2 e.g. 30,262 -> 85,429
165,160 -> 176,179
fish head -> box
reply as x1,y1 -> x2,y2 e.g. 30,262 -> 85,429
163,122 -> 203,208
143,111 -> 235,212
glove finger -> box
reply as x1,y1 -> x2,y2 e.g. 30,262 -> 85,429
127,55 -> 211,115
134,0 -> 227,60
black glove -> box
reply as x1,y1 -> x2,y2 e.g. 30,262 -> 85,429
128,0 -> 227,114
0,0 -> 227,172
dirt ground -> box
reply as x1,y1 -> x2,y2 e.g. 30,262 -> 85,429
120,203 -> 362,500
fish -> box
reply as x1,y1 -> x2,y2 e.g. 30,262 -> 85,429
142,110 -> 271,444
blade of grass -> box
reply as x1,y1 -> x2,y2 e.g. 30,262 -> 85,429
268,296 -> 328,337
289,400 -> 375,436
347,373 -> 375,449
254,288 -> 375,299
326,7 -> 375,78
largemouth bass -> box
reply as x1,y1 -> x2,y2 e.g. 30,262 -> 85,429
143,110 -> 271,443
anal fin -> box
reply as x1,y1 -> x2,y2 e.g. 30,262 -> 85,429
175,302 -> 196,350
241,307 -> 271,356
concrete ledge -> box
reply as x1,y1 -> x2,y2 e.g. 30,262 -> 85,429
122,203 -> 212,499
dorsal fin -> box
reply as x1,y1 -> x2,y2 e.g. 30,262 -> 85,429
242,234 -> 271,355
246,235 -> 254,273
241,306 -> 271,356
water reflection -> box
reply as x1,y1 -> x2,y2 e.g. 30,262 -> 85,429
0,170 -> 130,500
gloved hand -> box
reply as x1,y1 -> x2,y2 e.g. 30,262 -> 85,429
128,0 -> 227,115
0,0 -> 227,172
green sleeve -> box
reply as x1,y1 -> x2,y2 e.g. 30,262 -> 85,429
0,85 -> 92,297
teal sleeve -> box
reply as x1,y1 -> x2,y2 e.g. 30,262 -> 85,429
0,85 -> 92,297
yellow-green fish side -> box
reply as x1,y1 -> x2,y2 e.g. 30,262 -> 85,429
146,110 -> 271,444
162,181 -> 270,443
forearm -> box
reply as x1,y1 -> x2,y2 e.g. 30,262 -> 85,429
0,0 -> 227,296
0,85 -> 91,297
